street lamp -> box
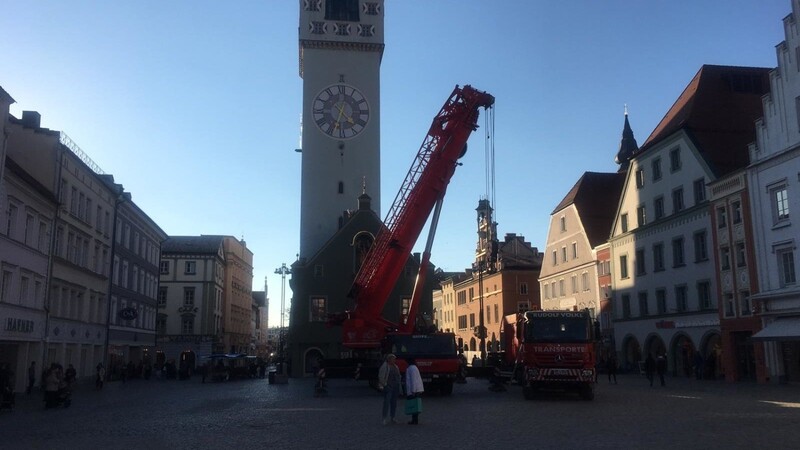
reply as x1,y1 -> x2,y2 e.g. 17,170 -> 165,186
274,263 -> 291,374
472,261 -> 486,367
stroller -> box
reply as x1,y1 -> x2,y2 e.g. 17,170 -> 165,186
56,385 -> 72,408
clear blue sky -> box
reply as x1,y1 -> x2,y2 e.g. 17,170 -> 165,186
0,1 -> 789,327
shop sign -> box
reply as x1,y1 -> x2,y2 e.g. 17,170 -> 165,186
119,307 -> 138,321
5,317 -> 35,333
674,319 -> 719,328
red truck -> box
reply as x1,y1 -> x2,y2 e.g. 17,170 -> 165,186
492,310 -> 596,400
520,310 -> 597,400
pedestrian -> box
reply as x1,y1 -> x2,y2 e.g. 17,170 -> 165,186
404,358 -> 424,425
693,352 -> 704,380
656,353 -> 667,387
65,364 -> 76,385
96,363 -> 105,390
645,354 -> 656,387
378,354 -> 401,425
607,353 -> 618,384
27,361 -> 36,394
44,366 -> 60,408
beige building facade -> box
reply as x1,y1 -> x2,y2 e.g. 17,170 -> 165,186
220,236 -> 254,354
6,111 -> 114,380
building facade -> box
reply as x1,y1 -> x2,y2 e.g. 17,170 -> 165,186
288,193 -> 437,377
252,281 -> 269,357
157,236 -> 226,368
298,0 -> 384,259
709,170 -> 764,382
611,65 -> 769,377
748,0 -> 800,383
0,91 -> 58,392
454,222 -> 543,362
219,236 -> 254,354
104,182 -> 167,377
6,111 -> 116,381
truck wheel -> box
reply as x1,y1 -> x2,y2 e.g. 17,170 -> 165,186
579,385 -> 594,401
523,386 -> 535,400
440,380 -> 454,396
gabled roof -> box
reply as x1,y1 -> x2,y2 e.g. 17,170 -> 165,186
162,235 -> 224,255
638,64 -> 770,177
552,171 -> 625,248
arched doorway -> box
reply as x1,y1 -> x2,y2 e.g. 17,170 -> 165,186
701,332 -> 722,380
179,350 -> 196,379
670,334 -> 695,378
304,348 -> 324,377
469,337 -> 476,352
621,335 -> 641,373
644,334 -> 666,360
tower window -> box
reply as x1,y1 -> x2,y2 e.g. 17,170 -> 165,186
338,181 -> 344,194
325,0 -> 359,22
304,0 -> 321,11
334,23 -> 351,36
358,24 -> 374,37
363,2 -> 380,15
310,21 -> 326,35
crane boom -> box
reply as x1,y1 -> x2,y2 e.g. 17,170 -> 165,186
339,85 -> 494,348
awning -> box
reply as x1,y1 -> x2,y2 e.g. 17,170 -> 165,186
751,317 -> 800,341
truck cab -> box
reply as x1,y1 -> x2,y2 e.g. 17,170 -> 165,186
519,310 -> 596,400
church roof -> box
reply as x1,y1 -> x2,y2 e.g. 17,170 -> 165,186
638,64 -> 770,177
614,111 -> 639,170
162,235 -> 224,255
552,171 -> 625,248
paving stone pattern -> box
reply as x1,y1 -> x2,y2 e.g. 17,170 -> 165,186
2,374 -> 800,449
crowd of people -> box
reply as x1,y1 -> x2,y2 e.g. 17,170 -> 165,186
41,362 -> 76,408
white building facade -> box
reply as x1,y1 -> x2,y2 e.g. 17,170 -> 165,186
610,65 -> 769,376
748,0 -> 800,383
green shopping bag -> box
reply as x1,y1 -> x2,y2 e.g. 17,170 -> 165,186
404,397 -> 422,415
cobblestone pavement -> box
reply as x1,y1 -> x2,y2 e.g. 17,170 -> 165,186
2,373 -> 800,450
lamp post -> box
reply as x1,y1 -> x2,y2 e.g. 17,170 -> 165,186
274,263 -> 291,375
473,261 -> 486,367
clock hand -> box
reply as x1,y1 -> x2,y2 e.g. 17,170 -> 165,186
335,103 -> 345,125
336,103 -> 355,124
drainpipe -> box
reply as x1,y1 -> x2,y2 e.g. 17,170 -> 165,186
103,188 -> 124,374
42,142 -> 67,370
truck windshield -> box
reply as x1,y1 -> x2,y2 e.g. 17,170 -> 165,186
386,334 -> 456,357
524,315 -> 589,343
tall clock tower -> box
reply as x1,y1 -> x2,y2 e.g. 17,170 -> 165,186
298,0 -> 384,259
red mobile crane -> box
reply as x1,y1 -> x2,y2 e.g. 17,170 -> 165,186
330,85 -> 494,394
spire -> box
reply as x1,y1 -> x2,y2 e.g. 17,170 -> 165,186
358,175 -> 371,210
615,105 -> 639,172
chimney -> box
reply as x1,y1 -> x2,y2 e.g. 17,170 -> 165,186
21,111 -> 41,128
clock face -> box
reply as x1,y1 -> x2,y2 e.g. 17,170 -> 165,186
312,84 -> 370,139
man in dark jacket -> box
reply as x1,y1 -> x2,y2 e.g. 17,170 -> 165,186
645,354 -> 656,387
656,353 -> 667,386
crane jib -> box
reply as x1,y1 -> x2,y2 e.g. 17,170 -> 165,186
341,85 -> 494,347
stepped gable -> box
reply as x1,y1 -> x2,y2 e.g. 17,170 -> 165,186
639,64 -> 771,177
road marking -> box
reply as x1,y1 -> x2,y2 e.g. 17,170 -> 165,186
667,395 -> 702,399
263,408 -> 336,412
760,401 -> 800,409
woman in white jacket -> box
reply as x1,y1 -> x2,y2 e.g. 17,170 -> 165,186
404,358 -> 424,425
